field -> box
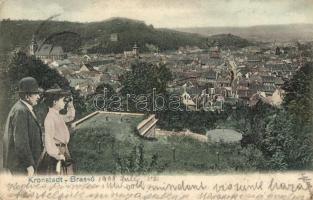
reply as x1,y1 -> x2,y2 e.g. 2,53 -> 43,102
69,112 -> 244,174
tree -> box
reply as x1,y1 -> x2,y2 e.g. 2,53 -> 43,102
121,61 -> 172,95
238,145 -> 266,170
241,100 -> 277,148
261,110 -> 313,170
0,54 -> 11,128
2,51 -> 86,125
7,52 -> 69,93
120,60 -> 172,112
283,62 -> 313,126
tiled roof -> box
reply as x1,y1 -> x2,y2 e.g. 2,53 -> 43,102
36,44 -> 64,56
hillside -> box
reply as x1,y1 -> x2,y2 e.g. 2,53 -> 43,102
177,24 -> 313,42
0,18 -> 252,54
0,18 -> 207,53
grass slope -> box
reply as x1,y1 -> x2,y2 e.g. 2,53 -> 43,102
69,112 -> 243,174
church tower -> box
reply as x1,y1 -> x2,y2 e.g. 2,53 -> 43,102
132,43 -> 139,56
29,34 -> 38,55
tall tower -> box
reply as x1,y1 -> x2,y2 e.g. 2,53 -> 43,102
210,41 -> 221,58
132,43 -> 139,56
29,34 -> 38,55
275,46 -> 281,55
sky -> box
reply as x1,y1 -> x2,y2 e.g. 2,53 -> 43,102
0,0 -> 313,28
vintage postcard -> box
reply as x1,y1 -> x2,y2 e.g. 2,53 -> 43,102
0,0 -> 313,199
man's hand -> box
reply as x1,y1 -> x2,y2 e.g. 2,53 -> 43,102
56,161 -> 62,174
27,166 -> 34,176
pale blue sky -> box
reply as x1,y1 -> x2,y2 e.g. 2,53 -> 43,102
0,0 -> 312,27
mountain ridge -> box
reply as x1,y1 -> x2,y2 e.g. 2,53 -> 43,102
0,18 -> 253,53
176,24 -> 313,42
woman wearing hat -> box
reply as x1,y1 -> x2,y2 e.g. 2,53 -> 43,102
38,85 -> 75,175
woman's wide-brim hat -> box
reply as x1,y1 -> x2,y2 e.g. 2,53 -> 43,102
45,84 -> 71,95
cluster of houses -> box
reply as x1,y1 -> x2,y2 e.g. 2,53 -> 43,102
163,42 -> 309,111
29,34 -> 124,96
28,34 -> 312,111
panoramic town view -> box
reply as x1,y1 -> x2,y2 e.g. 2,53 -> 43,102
0,0 -> 313,174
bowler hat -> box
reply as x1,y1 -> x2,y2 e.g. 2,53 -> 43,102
45,84 -> 70,95
18,77 -> 43,93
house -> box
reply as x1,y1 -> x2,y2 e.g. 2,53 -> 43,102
258,85 -> 276,96
178,46 -> 202,54
69,78 -> 96,96
249,74 -> 262,84
261,76 -> 276,86
216,77 -> 231,88
35,44 -> 66,61
248,89 -> 284,107
236,86 -> 255,100
57,67 -> 75,78
269,89 -> 284,106
79,63 -> 100,73
274,77 -> 285,87
198,70 -> 217,88
124,43 -> 139,58
76,63 -> 103,83
181,90 -> 197,110
110,33 -> 118,42
75,82 -> 95,96
49,59 -> 72,68
29,35 -> 67,61
236,78 -> 250,88
185,89 -> 224,112
246,55 -> 262,63
209,42 -> 221,59
206,70 -> 218,80
248,92 -> 270,107
202,98 -> 224,112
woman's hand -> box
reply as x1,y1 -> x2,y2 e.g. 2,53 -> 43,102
59,154 -> 65,161
67,100 -> 74,109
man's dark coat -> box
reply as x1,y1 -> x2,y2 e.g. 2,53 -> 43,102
2,100 -> 43,174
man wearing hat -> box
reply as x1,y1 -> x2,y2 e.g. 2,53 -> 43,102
2,77 -> 43,175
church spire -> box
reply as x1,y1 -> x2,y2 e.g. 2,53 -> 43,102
30,34 -> 38,55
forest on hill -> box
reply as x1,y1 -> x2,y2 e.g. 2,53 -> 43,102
0,18 -> 252,54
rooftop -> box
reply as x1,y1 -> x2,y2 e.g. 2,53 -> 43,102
36,44 -> 65,56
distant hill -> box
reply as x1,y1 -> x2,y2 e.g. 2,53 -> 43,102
176,24 -> 313,42
207,33 -> 252,49
0,18 -> 252,53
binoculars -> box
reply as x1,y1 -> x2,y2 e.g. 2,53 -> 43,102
63,96 -> 73,103
59,96 -> 73,115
